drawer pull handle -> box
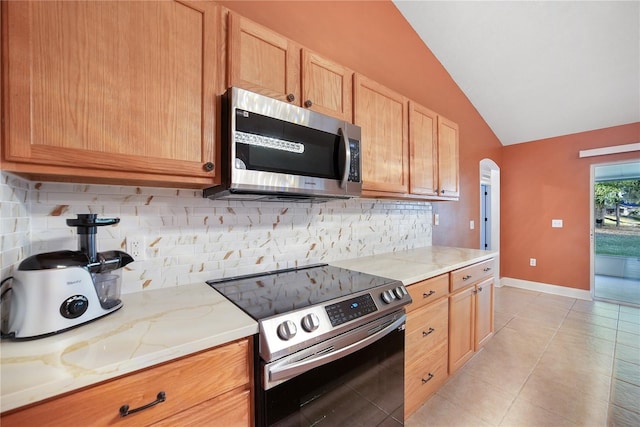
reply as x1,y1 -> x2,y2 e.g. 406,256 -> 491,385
462,275 -> 472,281
422,327 -> 435,337
483,267 -> 492,272
421,373 -> 434,384
478,286 -> 483,292
119,391 -> 166,417
423,290 -> 436,298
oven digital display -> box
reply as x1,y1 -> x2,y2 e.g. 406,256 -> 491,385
325,294 -> 377,327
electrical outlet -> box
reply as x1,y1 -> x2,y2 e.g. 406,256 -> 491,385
552,219 -> 563,228
470,220 -> 475,230
529,258 -> 537,267
434,213 -> 439,226
127,237 -> 144,261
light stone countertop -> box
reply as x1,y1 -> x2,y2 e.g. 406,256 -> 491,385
0,246 -> 497,414
0,283 -> 258,413
331,246 -> 497,285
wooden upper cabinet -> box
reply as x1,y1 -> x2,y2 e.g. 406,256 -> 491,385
2,1 -> 220,187
437,115 -> 460,198
227,12 -> 300,103
409,102 -> 460,199
301,50 -> 353,121
409,102 -> 439,196
354,74 -> 409,195
227,12 -> 352,121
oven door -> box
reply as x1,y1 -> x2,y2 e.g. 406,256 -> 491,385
257,311 -> 405,427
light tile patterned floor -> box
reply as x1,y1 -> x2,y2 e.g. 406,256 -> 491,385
406,286 -> 640,427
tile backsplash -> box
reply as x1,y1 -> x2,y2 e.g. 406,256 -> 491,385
1,172 -> 433,294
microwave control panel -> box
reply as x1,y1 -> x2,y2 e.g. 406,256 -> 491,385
349,140 -> 361,183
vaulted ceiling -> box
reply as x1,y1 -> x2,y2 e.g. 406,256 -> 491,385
392,1 -> 640,146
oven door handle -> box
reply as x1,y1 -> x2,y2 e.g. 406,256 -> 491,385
268,315 -> 405,386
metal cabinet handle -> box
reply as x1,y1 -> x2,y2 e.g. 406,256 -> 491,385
462,275 -> 472,281
421,373 -> 434,384
119,391 -> 166,417
423,290 -> 436,298
483,267 -> 492,272
422,327 -> 435,337
286,93 -> 295,102
304,100 -> 313,108
478,286 -> 483,292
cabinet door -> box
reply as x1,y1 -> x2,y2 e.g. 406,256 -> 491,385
408,101 -> 438,196
475,277 -> 494,350
437,115 -> 460,197
301,50 -> 353,121
354,74 -> 409,195
3,1 -> 218,186
448,286 -> 475,374
227,12 -> 300,103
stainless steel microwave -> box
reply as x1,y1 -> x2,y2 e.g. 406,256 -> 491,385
204,87 -> 362,201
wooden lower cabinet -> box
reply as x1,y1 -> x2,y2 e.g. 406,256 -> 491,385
448,285 -> 476,374
154,388 -> 251,427
475,278 -> 495,349
448,273 -> 495,375
404,291 -> 449,418
0,338 -> 252,427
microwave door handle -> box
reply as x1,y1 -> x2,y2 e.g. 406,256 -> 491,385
339,126 -> 351,189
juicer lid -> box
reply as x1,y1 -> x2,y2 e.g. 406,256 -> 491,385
18,251 -> 90,271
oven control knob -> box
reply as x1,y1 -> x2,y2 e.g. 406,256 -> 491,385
381,290 -> 395,304
301,313 -> 320,332
277,320 -> 297,341
394,286 -> 408,299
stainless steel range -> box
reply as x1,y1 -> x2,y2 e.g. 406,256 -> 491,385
208,264 -> 412,426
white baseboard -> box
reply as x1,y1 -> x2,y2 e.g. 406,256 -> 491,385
500,277 -> 591,301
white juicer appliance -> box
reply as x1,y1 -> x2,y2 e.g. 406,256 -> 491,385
1,214 -> 134,339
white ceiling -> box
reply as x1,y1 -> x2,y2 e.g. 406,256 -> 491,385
392,1 -> 640,146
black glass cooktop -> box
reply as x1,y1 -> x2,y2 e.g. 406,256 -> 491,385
207,264 -> 397,320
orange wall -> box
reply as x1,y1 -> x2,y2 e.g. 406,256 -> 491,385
502,123 -> 640,290
218,0 -> 503,248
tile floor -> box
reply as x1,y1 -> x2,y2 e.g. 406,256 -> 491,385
406,286 -> 640,427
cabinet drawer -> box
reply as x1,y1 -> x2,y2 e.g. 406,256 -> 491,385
153,388 -> 251,427
406,274 -> 449,312
450,259 -> 495,292
406,298 -> 448,367
1,338 -> 251,427
404,342 -> 448,418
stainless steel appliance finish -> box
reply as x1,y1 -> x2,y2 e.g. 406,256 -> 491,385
203,87 -> 362,201
207,264 -> 411,426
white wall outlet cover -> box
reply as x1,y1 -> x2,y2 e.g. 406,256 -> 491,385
127,237 -> 144,260
529,258 -> 537,267
552,219 -> 563,228
470,220 -> 475,230
434,213 -> 439,226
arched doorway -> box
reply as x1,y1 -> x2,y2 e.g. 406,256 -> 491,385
480,158 -> 500,286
